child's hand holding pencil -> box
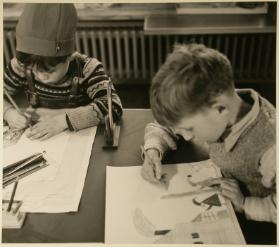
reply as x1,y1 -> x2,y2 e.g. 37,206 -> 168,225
141,146 -> 166,185
4,89 -> 32,130
4,108 -> 31,130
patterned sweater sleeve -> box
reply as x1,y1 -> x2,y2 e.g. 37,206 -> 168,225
66,55 -> 123,131
144,121 -> 178,158
3,58 -> 26,118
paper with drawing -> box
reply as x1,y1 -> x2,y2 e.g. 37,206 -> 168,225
3,127 -> 97,213
105,161 -> 242,244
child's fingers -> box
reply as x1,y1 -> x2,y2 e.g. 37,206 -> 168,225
219,188 -> 235,200
141,159 -> 160,184
218,179 -> 239,191
219,182 -> 234,193
38,133 -> 52,141
29,121 -> 48,132
198,178 -> 221,187
12,123 -> 25,130
18,114 -> 28,123
26,125 -> 37,136
23,112 -> 31,119
199,178 -> 238,189
27,128 -> 48,140
162,133 -> 177,150
141,166 -> 160,184
154,160 -> 162,180
14,119 -> 26,127
11,117 -> 27,129
29,132 -> 47,140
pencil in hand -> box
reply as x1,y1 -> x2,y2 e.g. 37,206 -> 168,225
140,145 -> 167,184
4,90 -> 22,115
4,89 -> 33,128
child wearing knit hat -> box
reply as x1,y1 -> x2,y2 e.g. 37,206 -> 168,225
141,44 -> 276,243
4,3 -> 122,140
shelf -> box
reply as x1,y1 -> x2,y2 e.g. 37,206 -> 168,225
176,3 -> 268,15
3,3 -> 176,21
144,14 -> 276,35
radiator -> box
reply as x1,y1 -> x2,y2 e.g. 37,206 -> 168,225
4,22 -> 276,83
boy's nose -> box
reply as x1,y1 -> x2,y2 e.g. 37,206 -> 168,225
180,131 -> 193,141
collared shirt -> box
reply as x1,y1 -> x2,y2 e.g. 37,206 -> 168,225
222,89 -> 261,152
225,89 -> 276,223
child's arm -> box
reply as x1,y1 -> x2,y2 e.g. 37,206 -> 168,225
243,145 -> 276,223
144,121 -> 178,157
65,56 -> 123,131
26,57 -> 123,140
203,145 -> 276,223
141,122 -> 178,184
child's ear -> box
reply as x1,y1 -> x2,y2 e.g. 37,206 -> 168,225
212,103 -> 229,116
67,54 -> 75,62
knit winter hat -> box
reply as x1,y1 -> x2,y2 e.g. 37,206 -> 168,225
16,3 -> 77,57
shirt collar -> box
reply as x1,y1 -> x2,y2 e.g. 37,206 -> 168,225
223,88 -> 260,152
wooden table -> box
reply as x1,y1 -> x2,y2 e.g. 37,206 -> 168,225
2,109 -> 214,243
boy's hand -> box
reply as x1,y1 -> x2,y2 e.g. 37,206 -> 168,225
200,177 -> 245,212
4,108 -> 30,130
141,148 -> 163,184
26,114 -> 68,141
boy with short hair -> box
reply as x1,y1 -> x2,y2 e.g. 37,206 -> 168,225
4,3 -> 122,140
141,44 -> 276,232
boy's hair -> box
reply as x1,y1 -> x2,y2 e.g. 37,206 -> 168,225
16,51 -> 68,71
150,43 -> 234,127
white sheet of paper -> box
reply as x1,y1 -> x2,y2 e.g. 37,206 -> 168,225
4,130 -> 69,167
3,130 -> 70,182
3,127 -> 97,213
105,160 -> 230,244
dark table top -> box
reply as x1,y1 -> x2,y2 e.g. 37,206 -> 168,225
2,109 -> 209,243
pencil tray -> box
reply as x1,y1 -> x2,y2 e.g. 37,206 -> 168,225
3,152 -> 49,188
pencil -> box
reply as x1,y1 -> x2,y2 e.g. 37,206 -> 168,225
4,89 -> 22,114
7,177 -> 19,212
140,145 -> 165,183
4,89 -> 32,128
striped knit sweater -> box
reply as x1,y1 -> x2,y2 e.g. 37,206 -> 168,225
4,52 -> 123,131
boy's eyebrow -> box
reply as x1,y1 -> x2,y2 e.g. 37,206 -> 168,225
173,126 -> 193,132
37,63 -> 56,73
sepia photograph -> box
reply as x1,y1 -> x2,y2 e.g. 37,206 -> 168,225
2,1 -> 276,244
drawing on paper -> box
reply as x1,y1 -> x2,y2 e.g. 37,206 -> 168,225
133,208 -> 172,238
3,126 -> 25,147
105,161 -> 243,244
192,193 -> 222,210
133,208 -> 155,237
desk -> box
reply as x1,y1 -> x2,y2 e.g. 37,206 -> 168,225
2,109 -> 209,243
